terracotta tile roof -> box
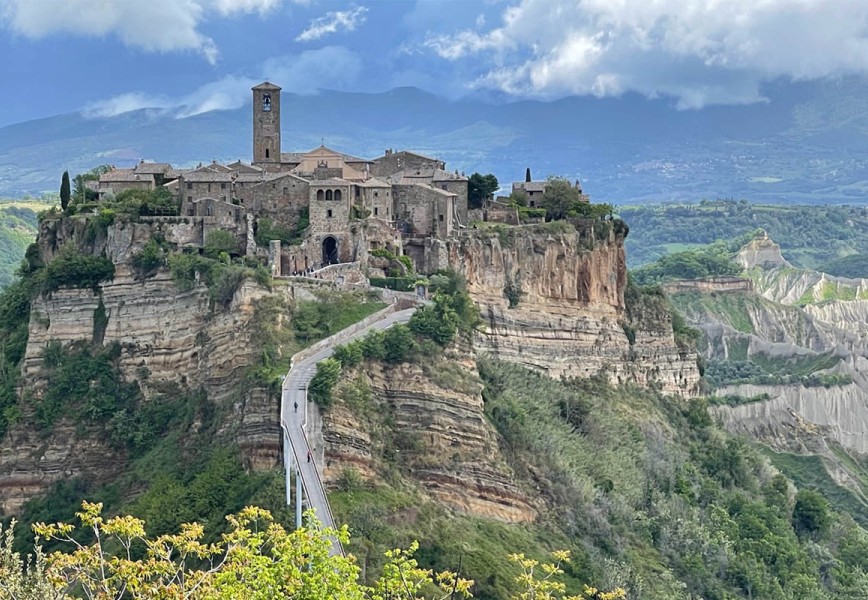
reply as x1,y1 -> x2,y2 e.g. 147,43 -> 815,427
309,178 -> 350,186
513,181 -> 547,193
180,170 -> 234,182
235,172 -> 285,183
373,150 -> 441,163
100,169 -> 152,183
280,152 -> 305,163
354,177 -> 391,188
252,81 -> 282,91
390,169 -> 466,184
133,162 -> 173,175
227,160 -> 263,173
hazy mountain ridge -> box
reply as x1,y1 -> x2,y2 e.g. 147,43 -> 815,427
3,78 -> 868,202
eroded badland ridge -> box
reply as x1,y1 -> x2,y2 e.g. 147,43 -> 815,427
0,82 -> 697,518
669,231 -> 868,508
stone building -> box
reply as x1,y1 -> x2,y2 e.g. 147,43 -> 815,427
512,178 -> 589,208
97,80 -> 474,274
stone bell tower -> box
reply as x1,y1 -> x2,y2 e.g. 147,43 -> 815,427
252,81 -> 281,169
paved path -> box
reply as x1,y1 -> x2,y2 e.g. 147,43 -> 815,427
280,307 -> 417,555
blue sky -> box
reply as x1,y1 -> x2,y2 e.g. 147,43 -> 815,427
1,0 -> 867,127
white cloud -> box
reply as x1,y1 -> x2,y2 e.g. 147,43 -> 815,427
425,0 -> 868,107
82,92 -> 172,118
0,0 -> 290,64
296,5 -> 367,42
82,47 -> 362,119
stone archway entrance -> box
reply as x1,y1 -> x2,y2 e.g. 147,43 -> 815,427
322,236 -> 338,266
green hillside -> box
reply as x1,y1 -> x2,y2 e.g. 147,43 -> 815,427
0,203 -> 40,288
621,200 -> 868,271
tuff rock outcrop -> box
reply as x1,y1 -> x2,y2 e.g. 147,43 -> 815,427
445,223 -> 700,395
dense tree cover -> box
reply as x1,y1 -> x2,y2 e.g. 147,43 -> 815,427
620,200 -> 868,269
540,177 -> 613,222
0,206 -> 37,289
71,165 -> 111,204
474,358 -> 868,599
818,253 -> 868,279
468,173 -> 499,209
311,277 -> 479,407
0,503 -> 624,600
630,241 -> 742,285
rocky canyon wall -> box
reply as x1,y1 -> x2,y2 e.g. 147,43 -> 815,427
443,223 -> 700,396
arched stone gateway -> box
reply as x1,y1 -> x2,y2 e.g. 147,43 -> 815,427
322,236 -> 338,266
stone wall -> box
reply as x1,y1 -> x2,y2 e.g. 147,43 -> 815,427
393,184 -> 454,238
244,174 -> 309,228
662,277 -> 754,294
370,151 -> 445,178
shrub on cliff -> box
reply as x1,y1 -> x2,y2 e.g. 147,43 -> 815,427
309,357 -> 341,408
40,246 -> 114,293
130,237 -> 169,279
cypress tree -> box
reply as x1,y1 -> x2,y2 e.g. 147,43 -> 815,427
60,171 -> 71,210
525,167 -> 532,182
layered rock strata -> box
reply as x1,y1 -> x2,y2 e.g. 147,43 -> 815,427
320,349 -> 536,523
445,224 -> 700,395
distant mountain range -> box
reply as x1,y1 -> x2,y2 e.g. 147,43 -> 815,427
2,78 -> 868,204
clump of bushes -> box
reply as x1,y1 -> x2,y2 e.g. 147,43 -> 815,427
254,210 -> 309,247
39,245 -> 115,293
168,250 -> 270,309
309,274 -> 478,408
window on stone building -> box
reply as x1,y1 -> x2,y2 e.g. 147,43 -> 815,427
207,184 -> 211,192
187,196 -> 193,203
327,209 -> 333,218
262,93 -> 271,112
283,187 -> 288,194
334,190 -> 342,202
326,190 -> 333,201
221,183 -> 226,189
265,149 -> 270,159
374,192 -> 378,197
207,206 -> 213,216
439,214 -> 444,222
187,182 -> 193,189
374,207 -> 379,216
317,190 -> 324,201
386,207 -> 390,216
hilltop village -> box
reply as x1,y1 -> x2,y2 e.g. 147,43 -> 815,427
94,81 -> 585,276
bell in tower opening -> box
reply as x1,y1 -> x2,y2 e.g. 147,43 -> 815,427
262,93 -> 272,112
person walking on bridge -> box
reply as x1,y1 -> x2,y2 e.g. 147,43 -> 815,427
307,450 -> 312,463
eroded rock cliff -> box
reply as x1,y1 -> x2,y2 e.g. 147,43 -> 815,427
444,223 -> 700,395
317,344 -> 536,523
0,216 -> 283,514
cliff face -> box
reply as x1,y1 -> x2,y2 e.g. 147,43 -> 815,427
444,224 -> 700,396
0,216 -> 283,514
318,345 -> 536,523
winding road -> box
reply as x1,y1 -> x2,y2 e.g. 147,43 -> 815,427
280,307 -> 417,555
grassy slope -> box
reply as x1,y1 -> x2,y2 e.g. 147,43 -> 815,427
621,201 -> 868,269
322,356 -> 868,599
0,204 -> 39,288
